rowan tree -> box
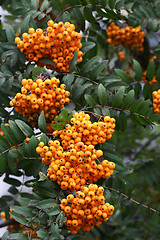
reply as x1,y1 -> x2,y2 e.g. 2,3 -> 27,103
0,1 -> 160,240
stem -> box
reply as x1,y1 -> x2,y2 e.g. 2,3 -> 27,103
54,4 -> 111,23
0,220 -> 16,229
104,186 -> 160,214
132,132 -> 160,161
80,105 -> 153,123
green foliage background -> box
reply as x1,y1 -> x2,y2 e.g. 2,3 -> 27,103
0,0 -> 160,239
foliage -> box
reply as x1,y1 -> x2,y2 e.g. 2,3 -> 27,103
0,0 -> 160,240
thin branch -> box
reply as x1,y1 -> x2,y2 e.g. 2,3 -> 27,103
0,142 -> 24,156
0,220 -> 17,229
80,105 -> 154,123
54,4 -> 111,23
132,132 -> 160,161
104,186 -> 160,214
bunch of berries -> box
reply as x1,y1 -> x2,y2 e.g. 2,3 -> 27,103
60,184 -> 114,234
152,90 -> 160,114
15,21 -> 83,72
106,22 -> 145,52
118,51 -> 126,62
10,77 -> 70,126
36,141 -> 116,191
53,111 -> 115,149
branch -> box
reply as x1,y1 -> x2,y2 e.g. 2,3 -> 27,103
80,105 -> 154,123
0,220 -> 17,229
132,132 -> 160,161
104,186 -> 160,214
54,4 -> 112,23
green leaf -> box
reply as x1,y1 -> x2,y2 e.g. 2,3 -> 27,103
81,56 -> 99,74
149,114 -> 160,122
103,151 -> 123,166
26,63 -> 35,74
11,206 -> 33,218
40,0 -> 49,12
38,57 -> 56,66
49,204 -> 60,216
115,0 -> 125,9
37,229 -> 48,240
8,120 -> 26,143
98,84 -> 108,106
119,112 -> 127,131
0,135 -> 11,149
130,99 -> 144,113
143,83 -> 152,100
8,233 -> 28,240
15,120 -> 34,137
21,15 -> 31,34
69,50 -> 77,72
112,86 -> 125,107
0,72 -> 5,87
50,223 -> 61,239
115,69 -> 131,84
31,0 -> 39,10
1,231 -> 9,240
84,7 -> 97,24
121,89 -> 135,110
108,0 -> 117,9
37,199 -> 56,209
4,177 -> 21,187
40,133 -> 49,145
8,151 -> 17,172
84,94 -> 97,107
146,60 -> 155,81
0,155 -> 6,173
133,59 -> 142,82
81,42 -> 96,54
38,111 -> 47,133
1,124 -> 18,145
5,24 -> 15,42
90,60 -> 108,80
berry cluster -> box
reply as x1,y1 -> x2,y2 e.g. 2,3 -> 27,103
10,77 -> 70,126
37,141 -> 116,191
152,90 -> 160,114
106,22 -> 145,52
118,51 -> 126,62
60,184 -> 114,234
15,21 -> 83,72
53,111 -> 115,149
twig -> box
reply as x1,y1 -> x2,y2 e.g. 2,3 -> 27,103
80,105 -> 154,123
0,220 -> 16,229
132,132 -> 160,161
54,4 -> 111,23
104,186 -> 160,214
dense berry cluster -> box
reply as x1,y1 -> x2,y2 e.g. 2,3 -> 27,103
60,184 -> 114,234
152,90 -> 160,114
36,141 -> 115,191
106,22 -> 145,52
15,21 -> 83,72
53,111 -> 115,149
10,77 -> 70,126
